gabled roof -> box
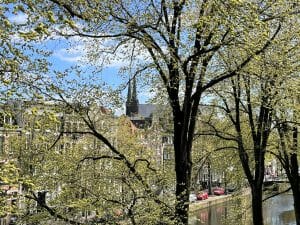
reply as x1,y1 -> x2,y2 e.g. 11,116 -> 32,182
138,104 -> 156,118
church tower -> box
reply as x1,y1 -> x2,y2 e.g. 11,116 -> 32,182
126,77 -> 139,116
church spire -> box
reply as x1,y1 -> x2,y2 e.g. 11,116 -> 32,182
125,76 -> 139,116
132,76 -> 138,103
126,78 -> 132,103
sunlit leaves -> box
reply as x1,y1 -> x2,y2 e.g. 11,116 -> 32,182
1,0 -> 299,224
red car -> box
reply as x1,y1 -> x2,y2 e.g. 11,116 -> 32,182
213,187 -> 225,196
197,191 -> 208,200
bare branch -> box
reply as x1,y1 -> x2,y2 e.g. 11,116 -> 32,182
25,192 -> 83,225
49,0 -> 85,19
262,187 -> 292,202
79,155 -> 123,164
133,158 -> 157,172
201,23 -> 282,91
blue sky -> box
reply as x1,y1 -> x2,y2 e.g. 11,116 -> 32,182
8,12 -> 154,114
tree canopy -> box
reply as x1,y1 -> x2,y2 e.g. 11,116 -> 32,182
1,1 -> 300,225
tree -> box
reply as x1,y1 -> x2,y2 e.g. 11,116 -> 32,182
193,112 -> 246,194
275,117 -> 300,225
270,85 -> 300,224
8,0 -> 300,224
0,2 -> 49,99
210,17 -> 300,223
10,102 -> 171,225
0,161 -> 19,219
214,73 -> 274,225
258,20 -> 300,224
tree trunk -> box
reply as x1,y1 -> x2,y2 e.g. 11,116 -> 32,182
174,158 -> 190,225
174,141 -> 192,225
291,184 -> 300,225
207,160 -> 212,195
292,127 -> 300,225
294,201 -> 300,225
290,152 -> 300,225
285,168 -> 300,225
251,186 -> 264,225
173,116 -> 192,225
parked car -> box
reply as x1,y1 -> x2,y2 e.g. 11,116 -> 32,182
197,191 -> 208,200
213,187 -> 225,196
189,193 -> 197,202
226,185 -> 236,193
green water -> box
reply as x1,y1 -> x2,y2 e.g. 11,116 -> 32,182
190,194 -> 295,225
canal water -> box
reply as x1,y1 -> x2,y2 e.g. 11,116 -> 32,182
190,194 -> 295,225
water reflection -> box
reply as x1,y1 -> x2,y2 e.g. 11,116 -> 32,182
264,194 -> 295,225
191,194 -> 295,225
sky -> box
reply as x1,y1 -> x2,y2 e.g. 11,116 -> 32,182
8,11 -> 155,115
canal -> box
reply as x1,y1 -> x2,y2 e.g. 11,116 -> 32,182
190,194 -> 295,225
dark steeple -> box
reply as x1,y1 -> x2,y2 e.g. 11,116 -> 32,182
132,76 -> 138,103
125,76 -> 156,128
126,76 -> 139,116
126,78 -> 132,104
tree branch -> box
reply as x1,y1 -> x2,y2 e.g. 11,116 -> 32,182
201,23 -> 282,91
263,187 -> 292,202
25,193 -> 83,225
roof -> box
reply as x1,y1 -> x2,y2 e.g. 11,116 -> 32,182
138,104 -> 156,118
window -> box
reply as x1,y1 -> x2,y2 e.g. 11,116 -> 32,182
11,116 -> 18,126
162,136 -> 173,144
0,112 -> 4,127
163,149 -> 172,160
162,136 -> 168,143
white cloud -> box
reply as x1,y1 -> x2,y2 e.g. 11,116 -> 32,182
82,38 -> 151,69
113,104 -> 125,116
9,13 -> 28,24
139,88 -> 155,102
53,45 -> 86,63
6,15 -> 153,69
52,37 -> 150,69
12,21 -> 152,69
